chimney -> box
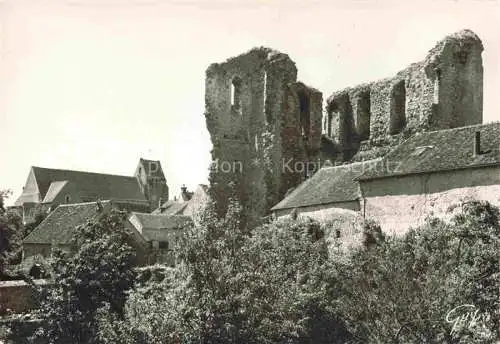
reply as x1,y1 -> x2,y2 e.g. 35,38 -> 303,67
474,131 -> 482,156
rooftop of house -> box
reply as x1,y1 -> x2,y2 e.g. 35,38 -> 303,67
152,200 -> 188,215
15,166 -> 147,206
152,184 -> 209,215
271,160 -> 379,211
357,122 -> 500,181
130,212 -> 193,231
23,201 -> 112,245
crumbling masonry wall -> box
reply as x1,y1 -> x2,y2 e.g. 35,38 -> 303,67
205,48 -> 323,227
325,29 -> 483,162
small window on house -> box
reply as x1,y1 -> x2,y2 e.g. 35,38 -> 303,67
159,241 -> 169,250
389,80 -> 406,135
231,76 -> 242,109
65,195 -> 71,203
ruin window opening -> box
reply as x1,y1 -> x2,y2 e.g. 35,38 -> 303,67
357,91 -> 371,140
231,76 -> 242,110
263,71 -> 267,110
327,111 -> 334,137
456,51 -> 468,65
389,80 -> 406,135
433,69 -> 441,104
298,90 -> 310,138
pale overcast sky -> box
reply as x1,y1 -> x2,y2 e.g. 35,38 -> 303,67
1,0 -> 499,205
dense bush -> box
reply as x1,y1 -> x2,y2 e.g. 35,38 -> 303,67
334,200 -> 500,343
12,198 -> 498,344
0,190 -> 24,280
97,199 -> 350,344
28,209 -> 137,344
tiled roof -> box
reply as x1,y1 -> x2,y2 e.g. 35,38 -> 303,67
357,122 -> 500,180
42,181 -> 69,203
31,167 -> 146,202
23,201 -> 112,245
131,213 -> 192,230
14,193 -> 40,205
152,200 -> 188,215
271,161 -> 379,211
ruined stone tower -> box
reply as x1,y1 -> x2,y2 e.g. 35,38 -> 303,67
325,29 -> 484,162
205,48 -> 323,227
204,29 -> 483,227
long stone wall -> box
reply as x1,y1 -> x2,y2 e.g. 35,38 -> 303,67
325,29 -> 484,163
361,166 -> 500,235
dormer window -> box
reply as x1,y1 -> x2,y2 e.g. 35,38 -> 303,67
65,195 -> 71,203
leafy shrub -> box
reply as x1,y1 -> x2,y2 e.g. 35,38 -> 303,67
28,209 -> 137,344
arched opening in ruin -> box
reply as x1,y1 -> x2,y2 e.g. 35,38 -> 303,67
231,76 -> 242,110
389,80 -> 406,135
263,71 -> 267,109
433,69 -> 441,105
327,111 -> 335,137
297,90 -> 310,138
357,91 -> 371,140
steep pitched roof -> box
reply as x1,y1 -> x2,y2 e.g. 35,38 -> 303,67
357,122 -> 500,181
152,200 -> 188,215
30,167 -> 146,203
15,192 -> 40,205
42,181 -> 69,203
131,213 -> 192,231
23,201 -> 112,245
271,161 -> 379,211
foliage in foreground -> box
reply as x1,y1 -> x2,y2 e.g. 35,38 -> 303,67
0,190 -> 24,281
0,190 -> 48,281
29,209 -> 137,344
99,200 -> 499,344
10,199 -> 499,344
334,200 -> 500,343
97,199 -> 350,344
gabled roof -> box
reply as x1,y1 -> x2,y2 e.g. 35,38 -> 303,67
152,200 -> 188,215
271,161 -> 379,211
20,167 -> 147,204
357,122 -> 500,181
131,213 -> 192,231
15,192 -> 40,205
23,201 -> 112,245
42,181 -> 69,203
